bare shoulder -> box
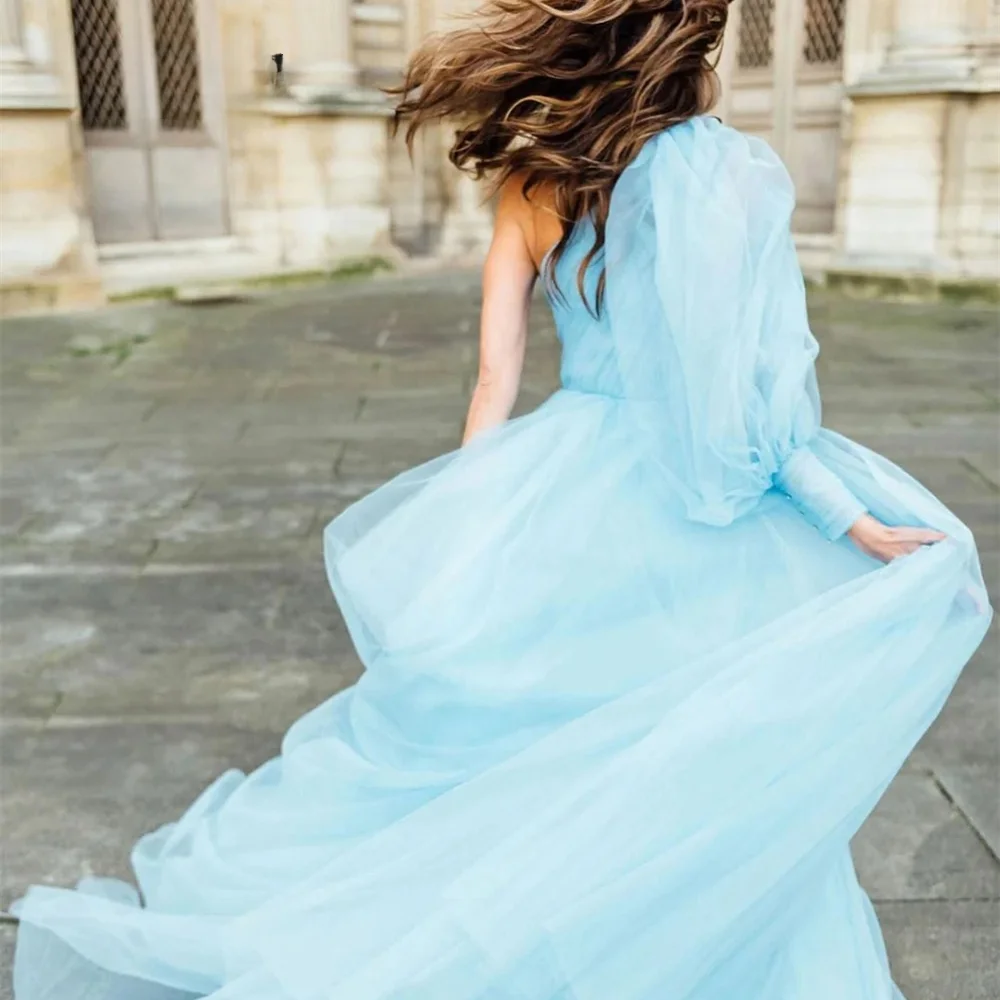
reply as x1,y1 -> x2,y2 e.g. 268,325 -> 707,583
496,173 -> 562,270
495,173 -> 535,231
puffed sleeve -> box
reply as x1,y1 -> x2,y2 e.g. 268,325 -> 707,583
604,116 -> 866,538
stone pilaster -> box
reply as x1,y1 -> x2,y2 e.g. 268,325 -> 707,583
849,0 -> 999,93
437,170 -> 494,261
832,0 -> 1000,287
287,0 -> 358,100
887,0 -> 972,76
0,0 -> 65,108
226,1 -> 394,272
0,0 -> 24,62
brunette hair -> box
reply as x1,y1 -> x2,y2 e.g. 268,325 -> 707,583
392,0 -> 729,309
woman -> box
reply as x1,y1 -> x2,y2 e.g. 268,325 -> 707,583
12,0 -> 991,997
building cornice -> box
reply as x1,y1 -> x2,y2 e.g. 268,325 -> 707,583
848,39 -> 1000,97
240,87 -> 393,119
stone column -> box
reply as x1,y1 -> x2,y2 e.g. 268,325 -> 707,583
892,0 -> 968,50
429,0 -> 494,259
879,0 -> 981,83
832,0 -> 1000,284
288,0 -> 357,99
438,170 -> 494,260
0,0 -> 103,313
0,0 -> 31,95
0,0 -> 24,59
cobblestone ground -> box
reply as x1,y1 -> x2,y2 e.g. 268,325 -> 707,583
1,270 -> 998,998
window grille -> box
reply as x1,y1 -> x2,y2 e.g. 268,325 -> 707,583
151,0 -> 203,130
70,0 -> 128,130
803,0 -> 846,65
736,0 -> 774,71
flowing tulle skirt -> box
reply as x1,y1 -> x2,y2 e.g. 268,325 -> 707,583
12,389 -> 991,1000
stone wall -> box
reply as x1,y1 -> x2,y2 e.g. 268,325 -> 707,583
832,0 -> 1000,290
217,0 -> 395,271
215,0 -> 469,270
0,0 -> 996,315
0,0 -> 102,313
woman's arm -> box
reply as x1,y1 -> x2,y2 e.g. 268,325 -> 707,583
462,182 -> 538,445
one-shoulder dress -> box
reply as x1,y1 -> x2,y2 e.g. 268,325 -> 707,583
11,115 -> 992,1000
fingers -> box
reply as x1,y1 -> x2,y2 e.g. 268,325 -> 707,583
881,525 -> 949,561
851,521 -> 949,563
891,526 -> 947,544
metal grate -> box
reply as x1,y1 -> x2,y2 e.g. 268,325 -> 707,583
736,0 -> 774,71
803,0 -> 846,65
70,0 -> 128,130
151,0 -> 203,130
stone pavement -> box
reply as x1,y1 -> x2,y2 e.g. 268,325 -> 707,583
1,270 -> 998,998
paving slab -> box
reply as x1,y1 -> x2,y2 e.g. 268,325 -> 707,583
1,723 -> 279,909
0,273 -> 997,997
877,901 -> 1000,1000
1,566 -> 350,670
919,662 -> 1000,769
0,926 -> 12,1000
931,760 -> 1000,863
854,773 -> 1000,901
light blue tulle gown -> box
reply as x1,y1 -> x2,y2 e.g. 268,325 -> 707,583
12,116 -> 992,1000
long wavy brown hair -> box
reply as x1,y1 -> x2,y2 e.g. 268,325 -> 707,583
392,0 -> 729,309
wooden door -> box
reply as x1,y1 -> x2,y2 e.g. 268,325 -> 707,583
789,0 -> 848,235
70,0 -> 229,244
726,0 -> 779,147
727,0 -> 848,235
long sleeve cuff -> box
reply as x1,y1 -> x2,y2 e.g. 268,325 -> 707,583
773,445 -> 867,540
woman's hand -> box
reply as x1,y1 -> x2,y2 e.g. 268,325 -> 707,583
847,513 -> 946,563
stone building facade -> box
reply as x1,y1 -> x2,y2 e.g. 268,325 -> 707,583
0,0 -> 997,314
719,0 -> 1000,295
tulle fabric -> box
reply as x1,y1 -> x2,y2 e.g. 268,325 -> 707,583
11,117 -> 991,1000
600,116 -> 866,537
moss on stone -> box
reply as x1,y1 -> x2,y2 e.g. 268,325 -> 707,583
105,257 -> 395,306
825,269 -> 1000,307
242,256 -> 393,290
108,286 -> 177,305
